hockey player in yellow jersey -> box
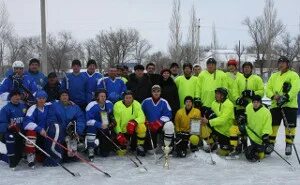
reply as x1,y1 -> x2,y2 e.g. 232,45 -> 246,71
266,56 -> 300,156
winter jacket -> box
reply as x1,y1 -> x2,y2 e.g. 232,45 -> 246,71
174,107 -> 201,133
245,103 -> 272,145
126,73 -> 152,103
113,100 -> 145,134
209,98 -> 234,137
175,75 -> 198,107
266,70 -> 300,109
196,70 -> 228,108
159,77 -> 180,119
0,102 -> 27,133
43,82 -> 61,102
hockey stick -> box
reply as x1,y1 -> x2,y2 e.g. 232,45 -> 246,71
246,126 -> 294,167
204,126 -> 216,165
146,124 -> 158,162
128,136 -> 148,172
280,108 -> 300,164
98,129 -> 139,168
18,132 -> 80,177
44,135 -> 111,177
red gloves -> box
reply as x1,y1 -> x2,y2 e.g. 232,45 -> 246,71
148,120 -> 162,133
126,120 -> 137,135
117,133 -> 127,146
8,123 -> 20,133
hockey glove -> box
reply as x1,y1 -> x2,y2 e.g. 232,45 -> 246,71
148,120 -> 162,133
126,120 -> 137,135
194,97 -> 203,109
242,90 -> 255,98
277,94 -> 289,107
282,82 -> 291,94
236,97 -> 249,107
117,133 -> 127,146
204,109 -> 217,120
262,134 -> 274,154
8,123 -> 20,133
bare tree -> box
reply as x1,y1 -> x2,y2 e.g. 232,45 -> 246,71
168,0 -> 183,65
243,0 -> 285,75
185,4 -> 198,64
274,33 -> 300,61
47,32 -> 81,72
145,51 -> 171,72
0,1 -> 13,74
133,39 -> 151,64
234,42 -> 246,70
84,37 -> 105,70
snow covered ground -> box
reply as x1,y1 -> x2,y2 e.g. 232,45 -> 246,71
1,118 -> 300,185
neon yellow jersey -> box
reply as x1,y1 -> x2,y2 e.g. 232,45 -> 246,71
175,75 -> 198,107
113,100 -> 145,134
266,70 -> 300,108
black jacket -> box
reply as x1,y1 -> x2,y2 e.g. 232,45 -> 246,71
159,77 -> 180,120
126,73 -> 153,103
43,82 -> 61,102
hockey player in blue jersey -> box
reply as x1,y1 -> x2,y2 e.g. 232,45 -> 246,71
25,58 -> 47,90
82,59 -> 103,103
61,59 -> 89,111
97,66 -> 127,103
85,89 -> 115,161
23,90 -> 53,168
0,90 -> 27,170
0,61 -> 38,105
45,90 -> 86,165
141,85 -> 174,154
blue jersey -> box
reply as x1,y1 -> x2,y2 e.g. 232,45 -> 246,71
25,71 -> 47,90
47,101 -> 86,135
23,102 -> 53,133
0,74 -> 38,98
82,72 -> 103,103
141,97 -> 172,123
97,77 -> 127,103
0,102 -> 27,133
61,73 -> 88,107
85,100 -> 114,129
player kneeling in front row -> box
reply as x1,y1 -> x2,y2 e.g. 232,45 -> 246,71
45,90 -> 86,165
240,95 -> 273,162
0,90 -> 27,170
113,90 -> 147,156
85,89 -> 115,161
200,88 -> 235,157
23,90 -> 53,168
142,85 -> 174,156
174,96 -> 203,157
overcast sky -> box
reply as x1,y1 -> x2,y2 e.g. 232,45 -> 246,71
4,0 -> 300,53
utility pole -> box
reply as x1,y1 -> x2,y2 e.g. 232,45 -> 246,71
197,18 -> 200,64
40,0 -> 47,74
238,40 -> 241,71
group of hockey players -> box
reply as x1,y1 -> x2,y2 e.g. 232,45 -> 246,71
0,55 -> 299,171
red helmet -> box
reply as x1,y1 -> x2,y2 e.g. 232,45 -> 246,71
227,59 -> 238,66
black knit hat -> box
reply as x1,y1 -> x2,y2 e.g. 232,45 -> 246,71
278,56 -> 290,63
134,64 -> 144,71
206,58 -> 217,65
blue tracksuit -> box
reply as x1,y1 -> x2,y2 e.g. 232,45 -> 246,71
97,77 -> 127,103
0,101 -> 27,166
23,102 -> 53,133
25,71 -> 47,90
141,97 -> 172,123
85,100 -> 114,149
61,72 -> 89,107
82,72 -> 103,103
0,102 -> 27,134
0,74 -> 38,99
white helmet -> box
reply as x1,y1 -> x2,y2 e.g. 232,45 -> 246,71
12,61 -> 24,68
